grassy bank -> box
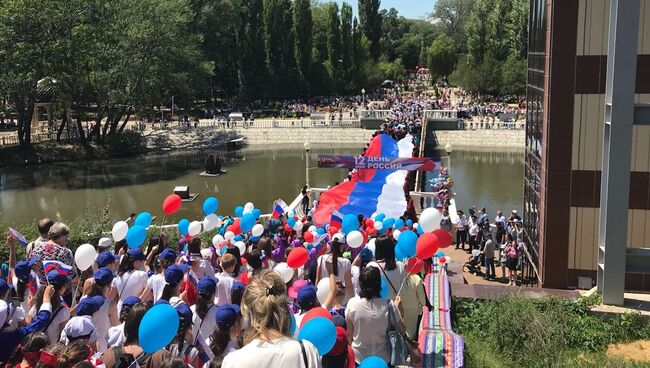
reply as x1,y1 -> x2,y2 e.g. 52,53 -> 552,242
452,295 -> 650,367
0,131 -> 147,168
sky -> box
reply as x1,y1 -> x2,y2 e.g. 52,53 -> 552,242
334,0 -> 436,20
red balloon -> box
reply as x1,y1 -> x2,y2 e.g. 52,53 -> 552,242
231,218 -> 242,235
287,247 -> 308,268
364,218 -> 374,228
433,229 -> 453,248
241,257 -> 248,266
304,231 -> 314,243
360,230 -> 368,245
328,226 -> 338,235
416,232 -> 440,260
162,194 -> 182,215
439,256 -> 447,264
406,257 -> 424,275
300,307 -> 333,328
367,228 -> 377,236
285,224 -> 293,233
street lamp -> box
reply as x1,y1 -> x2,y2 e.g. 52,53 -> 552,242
304,141 -> 311,187
361,88 -> 366,107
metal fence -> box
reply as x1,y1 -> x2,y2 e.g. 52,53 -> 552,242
458,119 -> 525,130
128,118 -> 362,131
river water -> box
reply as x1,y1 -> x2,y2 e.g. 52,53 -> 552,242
0,145 -> 524,226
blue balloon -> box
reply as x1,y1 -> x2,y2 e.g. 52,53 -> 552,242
395,219 -> 405,229
406,219 -> 414,227
135,212 -> 152,228
252,208 -> 262,219
234,235 -> 243,242
394,245 -> 407,262
202,197 -> 219,216
126,225 -> 147,248
298,317 -> 337,355
417,224 -> 424,235
359,356 -> 388,368
342,214 -> 359,234
289,307 -> 297,335
241,214 -> 256,232
375,213 -> 386,222
383,218 -> 395,229
317,228 -> 325,235
234,206 -> 244,217
220,245 -> 228,255
288,217 -> 296,228
139,303 -> 179,353
397,230 -> 418,258
250,235 -> 261,242
178,219 -> 190,236
436,251 -> 445,258
380,277 -> 388,298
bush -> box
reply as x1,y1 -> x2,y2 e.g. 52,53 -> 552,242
452,295 -> 650,368
103,131 -> 146,157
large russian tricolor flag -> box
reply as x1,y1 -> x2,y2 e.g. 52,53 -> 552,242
313,134 -> 414,226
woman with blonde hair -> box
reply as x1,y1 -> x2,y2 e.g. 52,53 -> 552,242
221,270 -> 321,368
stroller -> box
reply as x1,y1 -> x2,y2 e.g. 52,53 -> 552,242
463,249 -> 484,276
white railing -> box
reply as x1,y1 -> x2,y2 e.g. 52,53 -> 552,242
129,118 -> 362,131
357,110 -> 391,119
458,120 -> 525,130
423,110 -> 458,121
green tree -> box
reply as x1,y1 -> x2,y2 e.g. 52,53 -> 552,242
427,35 -> 458,83
501,54 -> 526,96
379,8 -> 409,62
264,0 -> 295,96
396,33 -> 422,70
293,0 -> 312,93
238,0 -> 266,101
358,0 -> 382,60
325,2 -> 342,92
351,17 -> 367,91
432,0 -> 474,53
465,0 -> 493,65
340,2 -> 353,90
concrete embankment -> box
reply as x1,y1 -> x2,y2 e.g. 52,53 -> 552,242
233,128 -> 375,145
432,130 -> 525,149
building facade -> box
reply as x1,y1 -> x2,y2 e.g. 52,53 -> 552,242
524,0 -> 650,290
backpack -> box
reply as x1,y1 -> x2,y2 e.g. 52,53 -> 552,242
507,246 -> 517,259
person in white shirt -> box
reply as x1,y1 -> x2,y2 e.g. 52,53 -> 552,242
141,248 -> 177,303
11,259 -> 41,319
30,270 -> 70,344
221,270 -> 320,368
110,248 -> 149,311
61,296 -> 105,348
215,254 -> 236,306
468,215 -> 480,252
366,237 -> 405,300
81,268 -> 117,351
455,210 -> 469,250
315,239 -> 353,289
107,296 -> 140,347
191,277 -> 219,343
206,304 -> 241,367
346,266 -> 409,364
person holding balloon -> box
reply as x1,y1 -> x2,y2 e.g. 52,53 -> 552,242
315,239 -> 353,293
110,248 -> 149,311
221,270 -> 320,368
367,237 -> 405,301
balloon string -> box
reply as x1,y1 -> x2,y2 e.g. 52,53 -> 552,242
71,264 -> 81,307
395,257 -> 413,297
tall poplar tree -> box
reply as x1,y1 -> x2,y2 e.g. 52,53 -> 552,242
358,0 -> 382,59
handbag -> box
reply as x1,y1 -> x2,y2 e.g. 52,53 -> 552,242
386,300 -> 409,366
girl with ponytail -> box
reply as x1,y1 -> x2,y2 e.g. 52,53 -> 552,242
208,304 -> 241,365
110,248 -> 148,311
6,332 -> 48,368
190,277 -> 217,343
316,239 -> 353,293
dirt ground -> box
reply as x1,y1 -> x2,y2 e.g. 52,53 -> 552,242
607,340 -> 650,363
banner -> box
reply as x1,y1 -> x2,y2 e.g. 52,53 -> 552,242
317,155 -> 440,171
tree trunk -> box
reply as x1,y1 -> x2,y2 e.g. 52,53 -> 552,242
76,116 -> 86,145
109,107 -> 126,135
56,115 -> 67,141
14,97 -> 32,147
102,109 -> 113,138
118,113 -> 131,133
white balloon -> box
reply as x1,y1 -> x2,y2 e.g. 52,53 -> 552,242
308,225 -> 317,232
393,229 -> 402,241
203,214 -> 220,232
274,263 -> 294,284
235,241 -> 246,255
224,231 -> 235,241
366,238 -> 376,256
413,223 -> 419,231
252,224 -> 264,237
200,248 -> 213,259
374,221 -> 384,231
333,232 -> 345,243
420,207 -> 442,232
444,256 -> 452,263
316,277 -> 330,305
212,234 -> 224,247
347,230 -> 364,248
244,202 -> 254,210
188,221 -> 202,236
74,243 -> 96,271
293,221 -> 303,231
111,221 -> 129,242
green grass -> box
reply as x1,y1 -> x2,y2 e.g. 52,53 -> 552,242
452,295 -> 650,368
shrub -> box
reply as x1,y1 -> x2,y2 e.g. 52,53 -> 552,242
103,131 -> 146,157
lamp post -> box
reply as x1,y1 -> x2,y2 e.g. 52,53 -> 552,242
304,141 -> 311,187
361,88 -> 366,107
445,142 -> 453,173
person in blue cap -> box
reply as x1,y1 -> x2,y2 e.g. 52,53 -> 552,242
81,268 -> 115,351
0,284 -> 55,364
10,258 -> 40,317
351,247 -> 374,297
107,296 -> 140,348
111,248 -> 148,311
82,252 -> 118,297
208,304 -> 241,364
191,276 -> 218,344
294,283 -> 320,330
168,303 -> 199,367
141,247 -> 177,303
32,269 -> 71,344
230,281 -> 245,306
158,264 -> 188,306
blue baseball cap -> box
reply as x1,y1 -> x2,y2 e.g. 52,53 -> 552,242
93,267 -> 114,286
128,248 -> 146,261
297,285 -> 318,306
0,279 -> 8,296
159,248 -> 177,263
360,248 -> 374,262
14,258 -> 37,281
175,303 -> 193,326
164,265 -> 185,285
197,276 -> 218,294
122,296 -> 140,309
46,269 -> 71,284
230,281 -> 245,294
215,304 -> 240,327
97,252 -> 119,268
77,295 -> 105,316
